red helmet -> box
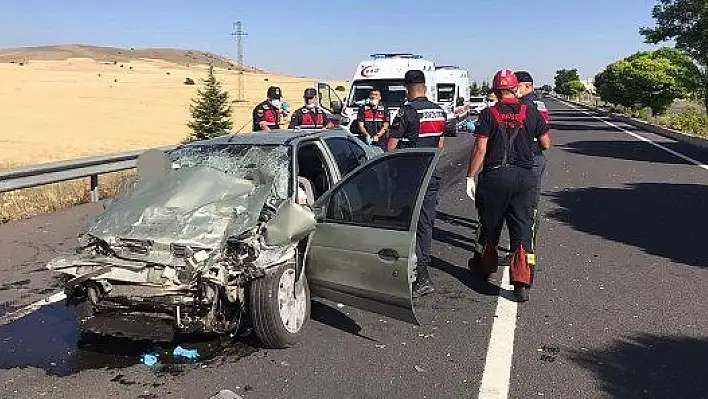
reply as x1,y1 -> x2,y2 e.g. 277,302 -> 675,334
492,69 -> 519,90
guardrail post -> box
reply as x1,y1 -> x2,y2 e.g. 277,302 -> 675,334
90,174 -> 100,202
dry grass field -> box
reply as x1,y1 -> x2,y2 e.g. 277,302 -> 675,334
0,45 -> 348,221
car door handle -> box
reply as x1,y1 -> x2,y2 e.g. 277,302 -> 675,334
377,248 -> 399,262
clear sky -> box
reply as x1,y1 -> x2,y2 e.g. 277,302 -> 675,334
0,0 -> 662,85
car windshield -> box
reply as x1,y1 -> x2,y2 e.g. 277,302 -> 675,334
347,79 -> 407,107
470,97 -> 486,104
437,84 -> 455,102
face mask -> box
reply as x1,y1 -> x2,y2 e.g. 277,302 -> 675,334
370,99 -> 379,106
271,99 -> 281,107
305,102 -> 316,109
487,100 -> 497,107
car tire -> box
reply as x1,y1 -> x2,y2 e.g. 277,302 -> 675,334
249,258 -> 311,349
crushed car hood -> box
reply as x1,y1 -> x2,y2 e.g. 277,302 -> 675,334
83,145 -> 291,265
87,167 -> 269,250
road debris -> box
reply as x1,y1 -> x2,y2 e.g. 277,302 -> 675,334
210,389 -> 244,399
173,345 -> 199,360
414,365 -> 425,372
375,344 -> 386,349
140,352 -> 158,366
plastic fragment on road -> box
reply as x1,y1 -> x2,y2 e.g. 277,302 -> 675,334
141,352 -> 158,366
173,345 -> 200,359
414,365 -> 425,372
210,390 -> 244,399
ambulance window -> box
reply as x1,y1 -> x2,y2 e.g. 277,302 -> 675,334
437,84 -> 455,101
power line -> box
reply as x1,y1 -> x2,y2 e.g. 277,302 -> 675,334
231,21 -> 248,102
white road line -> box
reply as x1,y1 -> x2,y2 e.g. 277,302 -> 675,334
478,266 -> 518,399
0,291 -> 66,327
556,98 -> 708,172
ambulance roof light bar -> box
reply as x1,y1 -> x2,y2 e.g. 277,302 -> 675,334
370,53 -> 423,59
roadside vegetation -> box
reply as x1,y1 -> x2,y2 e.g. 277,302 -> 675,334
560,0 -> 707,138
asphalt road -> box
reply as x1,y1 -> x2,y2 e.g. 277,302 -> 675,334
0,98 -> 707,398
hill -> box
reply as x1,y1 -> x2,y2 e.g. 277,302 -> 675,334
0,44 -> 260,71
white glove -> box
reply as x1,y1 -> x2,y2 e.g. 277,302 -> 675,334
466,177 -> 476,200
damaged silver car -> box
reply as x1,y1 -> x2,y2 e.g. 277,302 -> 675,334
47,129 -> 440,348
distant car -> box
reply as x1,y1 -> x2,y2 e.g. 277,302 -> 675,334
469,96 -> 487,115
47,128 -> 440,348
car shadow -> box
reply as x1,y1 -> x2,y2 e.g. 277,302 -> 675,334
430,256 -> 503,297
310,300 -> 377,342
568,333 -> 708,398
547,183 -> 708,268
436,211 -> 479,230
432,227 -> 477,253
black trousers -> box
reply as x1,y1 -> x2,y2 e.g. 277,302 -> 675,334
416,174 -> 441,268
476,165 -> 537,260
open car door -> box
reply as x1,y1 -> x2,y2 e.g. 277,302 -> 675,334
306,149 -> 441,324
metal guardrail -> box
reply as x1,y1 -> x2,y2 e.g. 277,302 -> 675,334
0,146 -> 176,201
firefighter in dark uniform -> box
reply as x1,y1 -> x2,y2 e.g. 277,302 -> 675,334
289,88 -> 333,129
252,86 -> 283,131
357,88 -> 390,149
388,70 -> 446,298
466,69 -> 551,302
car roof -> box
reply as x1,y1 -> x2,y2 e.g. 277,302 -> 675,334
185,127 -> 354,147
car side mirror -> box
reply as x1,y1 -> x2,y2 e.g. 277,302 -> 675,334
312,204 -> 326,221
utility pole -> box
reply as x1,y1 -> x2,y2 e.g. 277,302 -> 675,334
231,21 -> 247,102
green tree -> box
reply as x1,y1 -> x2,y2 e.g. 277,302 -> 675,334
595,48 -> 694,114
470,81 -> 481,96
640,0 -> 708,110
186,66 -> 233,142
480,80 -> 490,93
560,80 -> 586,98
554,69 -> 581,94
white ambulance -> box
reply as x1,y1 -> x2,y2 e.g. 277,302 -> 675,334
434,66 -> 470,135
338,53 -> 437,134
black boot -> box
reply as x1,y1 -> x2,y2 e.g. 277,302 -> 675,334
468,254 -> 491,281
413,263 -> 435,298
513,283 -> 530,302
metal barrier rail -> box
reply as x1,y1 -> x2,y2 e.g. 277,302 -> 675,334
0,146 -> 176,201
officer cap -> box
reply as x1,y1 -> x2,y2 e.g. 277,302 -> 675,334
404,70 -> 426,86
304,88 -> 317,98
267,86 -> 282,99
514,71 -> 533,84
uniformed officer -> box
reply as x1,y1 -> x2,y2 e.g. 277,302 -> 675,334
289,88 -> 333,129
252,86 -> 283,131
466,69 -> 551,302
515,71 -> 550,265
356,88 -> 390,149
388,70 -> 446,298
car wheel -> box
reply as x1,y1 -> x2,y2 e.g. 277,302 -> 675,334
249,259 -> 311,348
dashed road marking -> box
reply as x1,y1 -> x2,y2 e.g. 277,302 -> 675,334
478,266 -> 518,399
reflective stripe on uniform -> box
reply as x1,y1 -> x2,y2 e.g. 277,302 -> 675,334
417,108 -> 445,137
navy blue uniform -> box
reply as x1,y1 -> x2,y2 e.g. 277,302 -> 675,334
389,96 -> 445,288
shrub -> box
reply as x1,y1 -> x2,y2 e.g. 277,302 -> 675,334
656,110 -> 708,137
184,78 -> 195,85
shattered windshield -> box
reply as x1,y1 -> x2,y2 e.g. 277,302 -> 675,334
86,144 -> 291,250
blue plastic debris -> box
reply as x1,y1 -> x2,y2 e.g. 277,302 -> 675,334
141,352 -> 158,366
173,345 -> 200,359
